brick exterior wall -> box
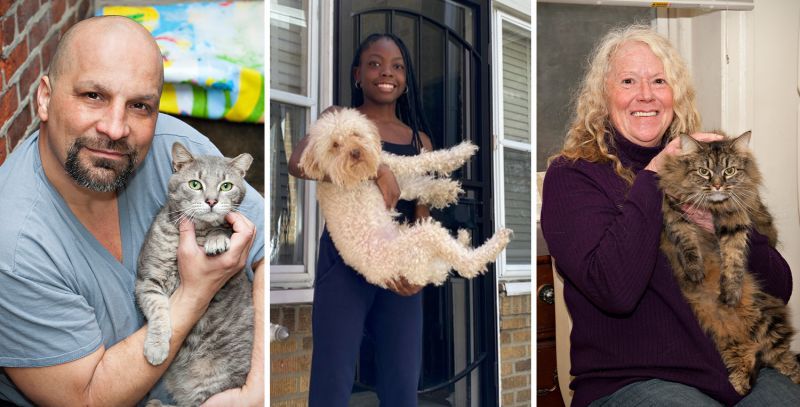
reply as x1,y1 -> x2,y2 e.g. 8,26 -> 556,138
271,295 -> 533,406
0,0 -> 92,165
500,292 -> 532,406
270,304 -> 313,406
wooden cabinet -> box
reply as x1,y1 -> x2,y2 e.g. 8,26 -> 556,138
536,255 -> 565,407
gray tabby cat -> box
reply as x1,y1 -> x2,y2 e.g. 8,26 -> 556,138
136,142 -> 254,406
660,131 -> 800,395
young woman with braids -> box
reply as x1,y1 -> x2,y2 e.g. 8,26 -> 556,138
289,33 -> 434,406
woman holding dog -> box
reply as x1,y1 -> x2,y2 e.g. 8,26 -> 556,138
540,24 -> 797,406
289,33 -> 432,407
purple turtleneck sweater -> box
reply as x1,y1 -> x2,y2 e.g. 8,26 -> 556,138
540,131 -> 793,407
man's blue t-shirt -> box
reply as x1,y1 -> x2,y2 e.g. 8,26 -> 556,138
0,114 -> 265,405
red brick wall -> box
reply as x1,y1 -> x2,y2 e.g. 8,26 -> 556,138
0,0 -> 92,165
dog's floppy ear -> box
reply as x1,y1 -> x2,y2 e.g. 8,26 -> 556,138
298,135 -> 324,180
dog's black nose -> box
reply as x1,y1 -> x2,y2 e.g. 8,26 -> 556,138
350,149 -> 361,160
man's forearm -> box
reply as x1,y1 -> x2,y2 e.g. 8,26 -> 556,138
87,289 -> 211,405
7,289 -> 207,407
245,261 -> 265,394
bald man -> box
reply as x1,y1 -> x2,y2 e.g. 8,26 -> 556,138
0,16 -> 264,406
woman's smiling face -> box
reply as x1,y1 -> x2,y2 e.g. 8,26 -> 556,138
606,41 -> 674,147
354,37 -> 407,105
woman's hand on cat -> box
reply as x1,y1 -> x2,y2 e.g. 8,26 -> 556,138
645,132 -> 725,173
173,213 -> 256,313
681,204 -> 715,233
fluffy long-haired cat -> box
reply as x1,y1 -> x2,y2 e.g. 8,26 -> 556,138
659,130 -> 800,395
136,142 -> 254,406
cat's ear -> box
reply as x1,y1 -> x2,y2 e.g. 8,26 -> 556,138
732,131 -> 752,152
680,134 -> 700,154
229,153 -> 253,177
171,142 -> 195,173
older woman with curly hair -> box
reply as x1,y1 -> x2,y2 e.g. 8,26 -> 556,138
541,24 -> 798,406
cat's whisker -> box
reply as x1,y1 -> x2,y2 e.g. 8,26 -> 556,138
730,192 -> 766,217
167,208 -> 190,216
171,207 -> 202,226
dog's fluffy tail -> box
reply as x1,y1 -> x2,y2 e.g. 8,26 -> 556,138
381,142 -> 478,177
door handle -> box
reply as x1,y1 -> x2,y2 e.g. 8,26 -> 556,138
538,283 -> 554,305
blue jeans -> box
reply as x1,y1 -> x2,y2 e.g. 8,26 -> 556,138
590,368 -> 800,406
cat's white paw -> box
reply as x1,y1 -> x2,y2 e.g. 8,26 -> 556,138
204,235 -> 230,256
144,332 -> 171,366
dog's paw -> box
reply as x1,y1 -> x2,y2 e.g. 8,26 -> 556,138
144,331 -> 171,366
424,180 -> 462,209
204,234 -> 230,256
497,228 -> 513,243
456,229 -> 471,247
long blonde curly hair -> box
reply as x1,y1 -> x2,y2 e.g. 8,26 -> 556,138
554,24 -> 701,184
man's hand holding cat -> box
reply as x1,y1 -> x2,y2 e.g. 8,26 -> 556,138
173,213 -> 256,315
645,132 -> 724,173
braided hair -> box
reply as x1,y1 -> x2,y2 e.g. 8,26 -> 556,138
350,33 -> 433,152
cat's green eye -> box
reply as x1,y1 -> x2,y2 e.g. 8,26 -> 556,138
724,167 -> 737,176
697,168 -> 711,177
188,180 -> 203,190
219,182 -> 234,192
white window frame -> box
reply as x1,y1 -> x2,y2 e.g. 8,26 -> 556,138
492,9 -> 532,283
270,0 -> 326,303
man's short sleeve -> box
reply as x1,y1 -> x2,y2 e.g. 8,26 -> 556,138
0,235 -> 102,367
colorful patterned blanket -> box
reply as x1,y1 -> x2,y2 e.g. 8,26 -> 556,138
99,1 -> 265,123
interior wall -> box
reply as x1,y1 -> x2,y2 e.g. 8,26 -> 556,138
751,0 -> 800,350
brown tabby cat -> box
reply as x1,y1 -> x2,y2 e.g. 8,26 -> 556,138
659,130 -> 800,395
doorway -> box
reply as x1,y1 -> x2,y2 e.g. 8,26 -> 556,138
335,1 -> 497,405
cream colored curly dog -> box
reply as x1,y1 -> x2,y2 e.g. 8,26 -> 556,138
299,108 -> 512,288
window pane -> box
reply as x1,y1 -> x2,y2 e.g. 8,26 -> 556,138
270,0 -> 309,95
270,101 -> 307,265
536,3 -> 655,171
502,19 -> 531,145
504,148 -> 531,265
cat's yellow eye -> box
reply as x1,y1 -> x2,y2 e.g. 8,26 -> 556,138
188,180 -> 203,190
697,168 -> 711,177
219,182 -> 234,192
724,167 -> 737,176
